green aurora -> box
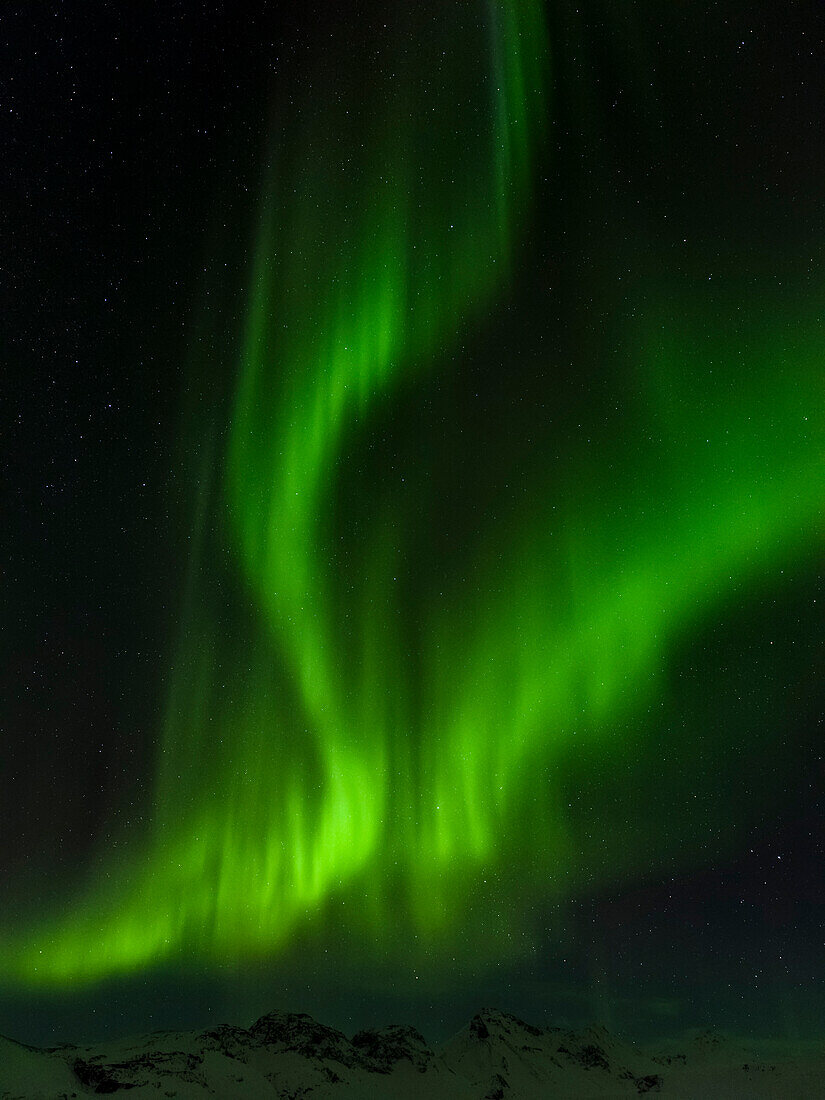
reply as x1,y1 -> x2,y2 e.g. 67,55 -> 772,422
3,1 -> 824,992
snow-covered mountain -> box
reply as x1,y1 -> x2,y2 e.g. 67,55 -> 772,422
1,1006 -> 823,1098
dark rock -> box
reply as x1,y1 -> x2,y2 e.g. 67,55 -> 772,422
199,1024 -> 252,1061
652,1052 -> 686,1066
351,1024 -> 432,1073
636,1073 -> 663,1094
72,1057 -> 136,1093
470,1015 -> 491,1041
578,1043 -> 610,1071
484,1071 -> 509,1099
250,1010 -> 354,1066
474,1009 -> 542,1037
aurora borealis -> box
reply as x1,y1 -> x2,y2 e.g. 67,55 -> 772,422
3,0 -> 825,1046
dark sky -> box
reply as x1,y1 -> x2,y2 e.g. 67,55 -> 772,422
2,1 -> 825,1049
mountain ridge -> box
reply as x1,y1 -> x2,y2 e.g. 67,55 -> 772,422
1,1005 -> 822,1098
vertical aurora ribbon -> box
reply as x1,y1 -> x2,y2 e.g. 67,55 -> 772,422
3,2 -> 824,989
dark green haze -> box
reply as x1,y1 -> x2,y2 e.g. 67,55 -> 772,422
2,1 -> 823,1008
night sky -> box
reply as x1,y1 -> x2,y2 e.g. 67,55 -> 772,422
3,0 -> 825,1050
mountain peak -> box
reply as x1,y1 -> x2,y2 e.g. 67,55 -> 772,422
469,1008 -> 544,1041
351,1023 -> 432,1072
249,1009 -> 352,1062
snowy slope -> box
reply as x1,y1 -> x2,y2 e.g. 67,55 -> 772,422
1,1006 -> 823,1097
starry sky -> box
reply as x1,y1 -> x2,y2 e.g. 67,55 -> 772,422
2,0 -> 825,1048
